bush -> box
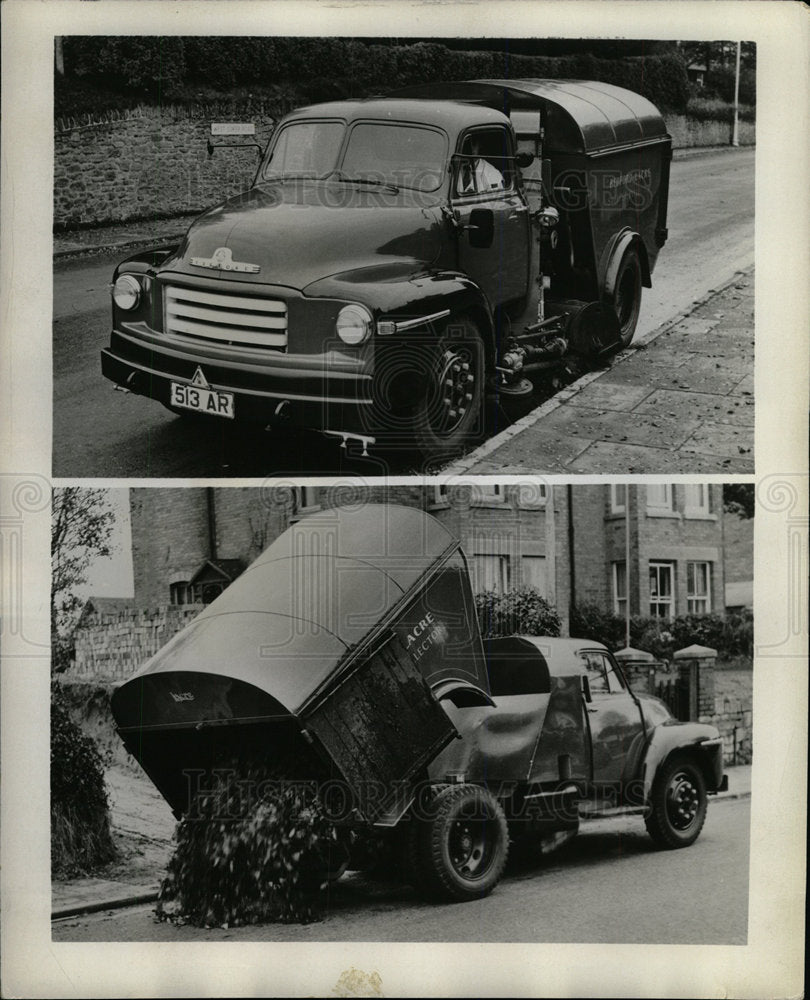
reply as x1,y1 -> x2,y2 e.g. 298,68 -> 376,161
156,765 -> 337,927
476,587 -> 561,639
51,684 -> 116,876
570,603 -> 753,661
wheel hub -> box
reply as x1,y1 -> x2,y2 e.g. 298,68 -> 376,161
667,773 -> 700,829
450,819 -> 487,875
437,348 -> 474,432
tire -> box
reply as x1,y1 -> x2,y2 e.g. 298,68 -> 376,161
414,784 -> 509,902
612,246 -> 643,347
645,753 -> 708,849
411,317 -> 485,462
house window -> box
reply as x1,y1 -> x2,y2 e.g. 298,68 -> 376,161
516,483 -> 547,509
646,484 -> 674,513
296,486 -> 320,513
612,562 -> 627,615
472,554 -> 510,594
169,581 -> 192,605
471,483 -> 506,506
521,556 -> 547,596
610,485 -> 626,514
687,561 -> 712,614
649,562 -> 674,618
431,484 -> 449,506
194,581 -> 226,605
684,484 -> 712,518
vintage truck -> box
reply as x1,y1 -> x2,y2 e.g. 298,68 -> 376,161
102,79 -> 672,459
111,505 -> 727,903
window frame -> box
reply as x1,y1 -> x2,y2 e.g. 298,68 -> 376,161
646,484 -> 675,515
472,553 -> 511,595
649,561 -> 675,619
686,560 -> 713,614
612,561 -> 628,616
610,484 -> 627,514
452,125 -> 517,201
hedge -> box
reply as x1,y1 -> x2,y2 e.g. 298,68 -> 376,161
569,603 -> 753,662
51,683 -> 116,876
58,37 -> 692,117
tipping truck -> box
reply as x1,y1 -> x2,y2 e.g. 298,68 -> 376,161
111,505 -> 727,903
102,79 -> 672,460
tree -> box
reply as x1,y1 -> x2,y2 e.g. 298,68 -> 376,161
723,484 -> 755,519
51,488 -> 116,667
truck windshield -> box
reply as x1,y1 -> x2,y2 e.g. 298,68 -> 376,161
261,120 -> 446,192
340,123 -> 446,192
262,120 -> 345,180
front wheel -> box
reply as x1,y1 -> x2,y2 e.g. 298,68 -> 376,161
645,754 -> 708,849
414,784 -> 509,902
411,318 -> 485,463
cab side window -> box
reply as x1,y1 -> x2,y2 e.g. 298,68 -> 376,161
580,651 -> 625,695
454,128 -> 515,197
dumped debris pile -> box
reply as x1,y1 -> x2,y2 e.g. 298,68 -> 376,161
155,765 -> 339,926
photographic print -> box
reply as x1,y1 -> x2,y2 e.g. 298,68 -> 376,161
51,482 -> 752,944
2,1 -> 807,997
52,35 -> 755,478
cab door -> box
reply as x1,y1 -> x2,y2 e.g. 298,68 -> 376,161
450,126 -> 531,308
579,649 -> 646,793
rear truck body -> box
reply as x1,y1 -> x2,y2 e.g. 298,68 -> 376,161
112,506 -> 724,903
101,80 -> 671,459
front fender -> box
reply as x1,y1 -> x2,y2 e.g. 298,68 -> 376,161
641,721 -> 725,802
114,245 -> 181,280
306,265 -> 496,364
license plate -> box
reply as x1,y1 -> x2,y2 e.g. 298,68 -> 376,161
170,381 -> 235,419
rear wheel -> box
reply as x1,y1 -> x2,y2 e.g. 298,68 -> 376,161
411,318 -> 485,462
612,246 -> 643,347
413,784 -> 509,902
645,754 -> 708,849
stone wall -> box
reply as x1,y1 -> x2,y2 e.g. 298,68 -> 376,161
72,605 -> 202,681
666,115 -> 756,149
703,668 -> 754,765
54,103 -> 755,229
54,105 -> 274,228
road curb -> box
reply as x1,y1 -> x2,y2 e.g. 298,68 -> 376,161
52,889 -> 159,921
442,265 -> 755,476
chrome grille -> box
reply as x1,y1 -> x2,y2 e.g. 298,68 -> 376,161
164,285 -> 287,350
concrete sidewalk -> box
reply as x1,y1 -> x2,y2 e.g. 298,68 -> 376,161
448,269 -> 754,475
52,764 -> 752,920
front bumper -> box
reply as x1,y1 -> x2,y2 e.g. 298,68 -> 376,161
101,329 -> 375,435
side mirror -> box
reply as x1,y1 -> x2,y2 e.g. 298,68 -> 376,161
516,151 -> 535,170
467,208 -> 494,249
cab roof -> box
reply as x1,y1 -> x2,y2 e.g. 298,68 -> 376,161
281,97 -> 510,133
487,635 -> 611,677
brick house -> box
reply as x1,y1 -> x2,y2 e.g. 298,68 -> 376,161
128,482 -> 727,627
568,483 -> 726,620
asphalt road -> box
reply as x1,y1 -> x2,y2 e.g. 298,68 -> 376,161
52,148 -> 755,478
52,797 -> 749,944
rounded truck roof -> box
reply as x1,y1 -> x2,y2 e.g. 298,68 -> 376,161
390,79 -> 670,155
119,505 -> 461,713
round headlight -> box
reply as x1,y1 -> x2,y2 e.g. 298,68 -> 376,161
112,274 -> 141,311
336,304 -> 373,346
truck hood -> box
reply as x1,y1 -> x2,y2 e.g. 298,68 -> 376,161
167,181 -> 444,291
